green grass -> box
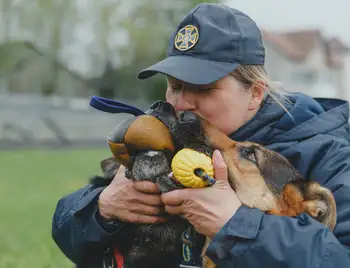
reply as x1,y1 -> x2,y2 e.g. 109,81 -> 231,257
0,148 -> 110,268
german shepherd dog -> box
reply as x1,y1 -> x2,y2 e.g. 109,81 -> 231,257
97,100 -> 336,268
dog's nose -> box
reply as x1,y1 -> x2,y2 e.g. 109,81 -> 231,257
149,101 -> 176,116
178,111 -> 198,123
177,111 -> 202,140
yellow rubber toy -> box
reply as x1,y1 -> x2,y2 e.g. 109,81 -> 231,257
171,148 -> 215,188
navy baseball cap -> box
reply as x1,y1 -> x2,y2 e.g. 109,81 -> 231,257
137,3 -> 265,85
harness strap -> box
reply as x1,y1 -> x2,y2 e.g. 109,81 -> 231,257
113,248 -> 124,268
89,96 -> 145,116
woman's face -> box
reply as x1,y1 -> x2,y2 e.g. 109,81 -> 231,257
165,75 -> 264,135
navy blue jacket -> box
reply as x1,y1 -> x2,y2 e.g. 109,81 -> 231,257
52,93 -> 350,267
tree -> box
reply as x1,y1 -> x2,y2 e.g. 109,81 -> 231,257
115,0 -> 222,101
0,0 -> 222,100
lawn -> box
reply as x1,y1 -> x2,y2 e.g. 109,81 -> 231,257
0,148 -> 110,268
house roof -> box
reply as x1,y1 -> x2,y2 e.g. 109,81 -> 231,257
261,29 -> 305,61
261,29 -> 349,69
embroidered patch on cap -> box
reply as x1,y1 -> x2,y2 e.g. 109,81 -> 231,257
174,25 -> 199,51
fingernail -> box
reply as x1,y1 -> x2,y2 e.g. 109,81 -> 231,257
213,150 -> 222,162
213,150 -> 226,168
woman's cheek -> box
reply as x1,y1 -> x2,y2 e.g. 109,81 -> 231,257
204,110 -> 236,135
196,103 -> 218,122
165,89 -> 176,106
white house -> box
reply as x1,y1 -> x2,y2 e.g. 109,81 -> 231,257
261,29 -> 349,100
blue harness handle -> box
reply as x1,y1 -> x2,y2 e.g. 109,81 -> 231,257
89,96 -> 146,116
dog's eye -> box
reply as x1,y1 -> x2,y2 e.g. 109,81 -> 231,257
240,147 -> 257,164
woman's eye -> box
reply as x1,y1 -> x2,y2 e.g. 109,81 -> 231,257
171,85 -> 182,91
196,87 -> 213,92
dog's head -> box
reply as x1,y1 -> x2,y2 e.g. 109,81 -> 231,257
106,101 -> 181,169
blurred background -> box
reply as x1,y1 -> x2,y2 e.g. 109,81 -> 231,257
0,0 -> 349,267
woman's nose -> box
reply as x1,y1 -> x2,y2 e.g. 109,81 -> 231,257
174,90 -> 196,111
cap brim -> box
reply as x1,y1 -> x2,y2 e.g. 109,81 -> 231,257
137,55 -> 239,85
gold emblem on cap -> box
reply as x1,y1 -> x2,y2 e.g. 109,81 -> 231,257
174,25 -> 199,51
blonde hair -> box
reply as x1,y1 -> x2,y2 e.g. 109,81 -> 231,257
232,65 -> 293,117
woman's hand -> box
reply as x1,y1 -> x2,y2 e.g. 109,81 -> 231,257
161,150 -> 242,238
98,165 -> 167,224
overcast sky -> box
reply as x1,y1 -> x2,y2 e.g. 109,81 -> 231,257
226,0 -> 350,44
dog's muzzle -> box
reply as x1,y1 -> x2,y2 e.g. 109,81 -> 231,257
176,111 -> 203,143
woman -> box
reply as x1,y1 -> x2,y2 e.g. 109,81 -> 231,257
52,3 -> 350,267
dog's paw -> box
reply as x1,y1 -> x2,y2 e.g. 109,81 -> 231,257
302,199 -> 328,221
300,181 -> 337,231
281,180 -> 337,231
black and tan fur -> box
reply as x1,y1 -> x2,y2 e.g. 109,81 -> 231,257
96,101 -> 336,268
192,115 -> 336,267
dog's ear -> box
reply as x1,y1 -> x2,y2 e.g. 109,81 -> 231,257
89,157 -> 120,187
100,156 -> 121,179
